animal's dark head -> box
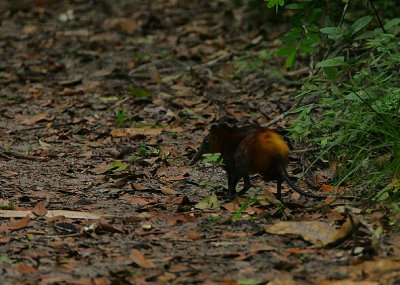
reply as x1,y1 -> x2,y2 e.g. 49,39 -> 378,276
190,124 -> 228,165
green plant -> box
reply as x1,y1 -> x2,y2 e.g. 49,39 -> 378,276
289,19 -> 400,199
232,199 -> 257,221
115,108 -> 128,126
264,0 -> 400,204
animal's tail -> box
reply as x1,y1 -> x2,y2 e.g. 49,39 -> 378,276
277,161 -> 325,200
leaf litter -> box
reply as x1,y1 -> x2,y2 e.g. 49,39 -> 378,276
0,0 -> 399,284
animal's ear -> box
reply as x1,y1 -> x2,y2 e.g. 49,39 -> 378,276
210,124 -> 219,132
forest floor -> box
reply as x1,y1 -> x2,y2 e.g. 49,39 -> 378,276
0,1 -> 399,284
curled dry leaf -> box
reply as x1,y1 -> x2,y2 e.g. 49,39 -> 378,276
129,249 -> 156,269
266,221 -> 336,247
266,218 -> 359,247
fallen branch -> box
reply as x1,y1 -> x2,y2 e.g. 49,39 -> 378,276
0,210 -> 104,220
0,147 -> 49,161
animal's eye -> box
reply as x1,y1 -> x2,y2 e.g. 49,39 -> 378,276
204,139 -> 209,145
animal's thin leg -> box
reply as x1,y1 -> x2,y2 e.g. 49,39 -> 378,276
276,179 -> 282,200
238,175 -> 252,195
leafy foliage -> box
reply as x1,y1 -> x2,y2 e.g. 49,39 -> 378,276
266,0 -> 400,202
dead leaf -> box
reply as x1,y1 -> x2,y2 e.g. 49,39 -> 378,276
131,183 -> 149,191
160,186 -> 179,195
16,263 -> 39,275
121,195 -> 151,206
266,221 -> 336,247
16,113 -> 53,125
9,216 -> 31,230
185,231 -> 203,240
91,162 -> 109,175
249,243 -> 275,254
32,202 -> 48,217
331,217 -> 359,244
129,249 -> 156,268
268,272 -> 295,285
318,281 -> 378,285
346,258 -> 400,279
111,128 -> 163,138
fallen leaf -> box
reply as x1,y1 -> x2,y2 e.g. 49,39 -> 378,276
111,128 -> 162,138
268,272 -> 295,285
318,281 -> 377,285
160,186 -> 179,195
9,216 -> 31,230
164,175 -> 186,182
185,231 -> 203,240
16,113 -> 54,125
16,263 -> 39,275
121,195 -> 151,206
331,217 -> 359,244
266,221 -> 336,247
131,183 -> 149,191
195,193 -> 221,210
32,202 -> 48,217
129,249 -> 156,268
249,243 -> 276,254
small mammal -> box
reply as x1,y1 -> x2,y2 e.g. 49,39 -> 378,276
190,123 -> 325,200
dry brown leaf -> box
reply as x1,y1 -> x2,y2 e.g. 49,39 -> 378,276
268,272 -> 295,285
91,162 -> 109,175
32,202 -> 48,217
318,281 -> 377,285
331,217 -> 359,244
249,243 -> 276,254
16,112 -> 53,125
160,186 -> 179,195
111,128 -> 163,138
16,263 -> 39,275
131,183 -> 149,191
129,249 -> 156,268
266,221 -> 336,247
9,216 -> 31,230
164,175 -> 186,182
346,258 -> 400,279
121,195 -> 151,205
185,231 -> 203,240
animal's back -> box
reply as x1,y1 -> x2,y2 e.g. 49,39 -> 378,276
248,128 -> 290,178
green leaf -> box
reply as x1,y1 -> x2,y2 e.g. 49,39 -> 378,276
285,51 -> 296,68
350,15 -> 373,36
195,193 -> 221,210
323,67 -> 338,80
320,27 -> 344,35
306,32 -> 320,43
108,160 -> 128,172
316,56 -> 347,68
277,46 -> 295,56
129,87 -> 150,99
384,18 -> 400,30
286,3 -> 303,9
0,255 -> 15,264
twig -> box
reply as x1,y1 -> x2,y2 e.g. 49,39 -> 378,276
261,104 -> 299,128
0,147 -> 49,161
338,1 -> 350,27
291,147 -> 320,154
368,0 -> 387,33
